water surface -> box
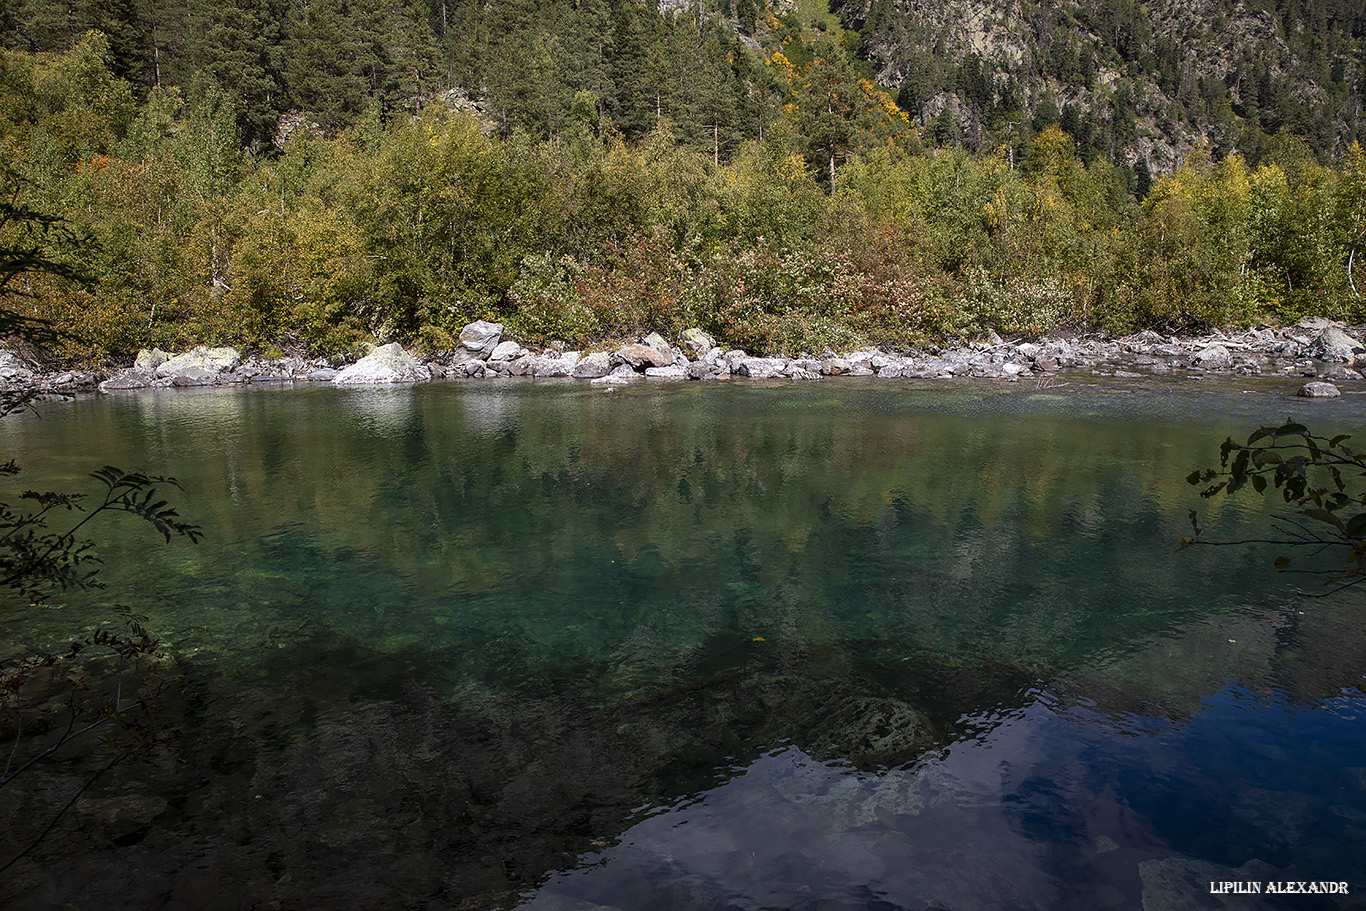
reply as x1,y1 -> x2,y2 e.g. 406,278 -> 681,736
2,376 -> 1364,910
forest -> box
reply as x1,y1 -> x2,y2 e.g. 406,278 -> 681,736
0,0 -> 1363,361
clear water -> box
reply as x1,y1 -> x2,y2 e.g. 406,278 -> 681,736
2,376 -> 1365,910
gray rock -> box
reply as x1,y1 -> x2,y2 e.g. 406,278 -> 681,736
590,364 -> 640,385
488,340 -> 527,361
615,342 -> 672,369
821,357 -> 851,376
787,366 -> 821,380
642,331 -> 670,351
1320,364 -> 1362,381
572,352 -> 612,378
679,328 -> 716,359
847,365 -> 875,376
332,343 -> 430,384
530,355 -> 575,378
171,365 -> 221,386
504,356 -> 534,376
722,349 -> 750,373
133,347 -> 172,373
1191,343 -> 1232,370
307,368 -> 339,381
644,364 -> 687,379
1298,381 -> 1341,398
97,369 -> 155,392
1310,326 -> 1364,362
875,362 -> 907,378
457,320 -> 503,357
686,361 -> 719,379
1297,315 -> 1340,330
155,346 -> 241,378
0,351 -> 32,381
736,357 -> 787,379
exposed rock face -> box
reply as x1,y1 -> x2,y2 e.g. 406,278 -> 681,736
98,369 -> 156,392
572,352 -> 612,378
1309,327 -> 1364,363
525,355 -> 576,378
1191,343 -> 1232,370
488,341 -> 527,362
590,364 -> 640,385
679,328 -> 716,359
0,350 -> 33,380
332,343 -> 430,385
170,365 -> 221,386
735,357 -> 787,379
133,348 -> 171,373
615,342 -> 673,369
1298,381 -> 1341,398
457,320 -> 503,358
155,346 -> 241,379
644,365 -> 687,379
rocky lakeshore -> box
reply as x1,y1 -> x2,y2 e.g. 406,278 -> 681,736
4,317 -> 1366,400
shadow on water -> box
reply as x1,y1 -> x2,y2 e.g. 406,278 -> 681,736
0,624 -> 1045,910
5,595 -> 1366,911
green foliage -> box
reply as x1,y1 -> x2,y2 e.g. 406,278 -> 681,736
4,27 -> 1366,360
1184,422 -> 1366,593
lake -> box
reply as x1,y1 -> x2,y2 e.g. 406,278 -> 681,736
2,375 -> 1365,910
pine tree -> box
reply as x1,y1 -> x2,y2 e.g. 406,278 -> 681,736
185,0 -> 286,148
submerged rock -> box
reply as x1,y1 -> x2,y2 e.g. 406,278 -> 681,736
332,343 -> 430,384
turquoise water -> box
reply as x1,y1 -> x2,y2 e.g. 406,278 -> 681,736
2,376 -> 1365,909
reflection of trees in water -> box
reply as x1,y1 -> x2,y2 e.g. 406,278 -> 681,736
7,382 -> 1366,906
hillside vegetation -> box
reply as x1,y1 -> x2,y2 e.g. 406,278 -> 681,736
0,4 -> 1363,362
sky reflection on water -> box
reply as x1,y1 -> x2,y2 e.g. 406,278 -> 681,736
523,684 -> 1366,911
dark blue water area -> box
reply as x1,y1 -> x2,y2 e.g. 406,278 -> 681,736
521,683 -> 1366,911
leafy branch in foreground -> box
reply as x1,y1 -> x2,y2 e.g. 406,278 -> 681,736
1181,422 -> 1366,594
0,610 -> 178,875
0,466 -> 202,598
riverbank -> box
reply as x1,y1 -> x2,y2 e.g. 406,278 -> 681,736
4,316 -> 1366,400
